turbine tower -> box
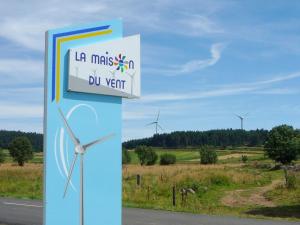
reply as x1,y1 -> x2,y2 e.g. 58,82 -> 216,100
146,110 -> 163,135
58,108 -> 115,225
235,113 -> 248,130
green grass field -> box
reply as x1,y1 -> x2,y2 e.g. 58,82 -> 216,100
128,147 -> 266,164
0,147 -> 299,221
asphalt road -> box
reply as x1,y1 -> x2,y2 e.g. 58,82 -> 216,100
0,198 -> 299,225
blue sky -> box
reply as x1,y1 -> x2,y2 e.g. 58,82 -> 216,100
0,0 -> 300,140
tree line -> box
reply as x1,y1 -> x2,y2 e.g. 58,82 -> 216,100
0,130 -> 43,152
123,125 -> 300,167
123,129 -> 270,149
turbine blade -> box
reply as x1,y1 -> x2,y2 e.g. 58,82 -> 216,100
145,122 -> 156,126
126,71 -> 135,78
157,124 -> 164,131
234,114 -> 242,119
156,110 -> 160,122
63,153 -> 78,198
58,108 -> 80,146
83,133 -> 115,150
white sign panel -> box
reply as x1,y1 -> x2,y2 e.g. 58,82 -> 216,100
68,35 -> 140,98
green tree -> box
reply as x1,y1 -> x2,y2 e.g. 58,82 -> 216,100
0,149 -> 5,165
291,136 -> 300,157
8,136 -> 33,166
123,129 -> 269,149
135,145 -> 147,165
264,125 -> 299,165
160,153 -> 176,165
122,148 -> 131,165
134,145 -> 158,166
145,149 -> 158,165
199,146 -> 218,164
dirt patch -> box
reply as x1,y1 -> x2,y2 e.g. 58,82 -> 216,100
189,153 -> 258,161
218,153 -> 257,160
221,179 -> 283,207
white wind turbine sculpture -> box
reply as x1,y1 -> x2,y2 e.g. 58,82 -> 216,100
109,70 -> 116,78
58,108 -> 115,225
75,67 -> 79,78
146,111 -> 163,135
110,69 -> 136,96
125,71 -> 136,96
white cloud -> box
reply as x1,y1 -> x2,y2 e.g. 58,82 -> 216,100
0,120 -> 43,133
0,1 -> 108,51
144,43 -> 225,76
0,102 -> 43,119
122,111 -> 152,121
122,100 -> 197,121
177,14 -> 224,36
0,59 -> 43,74
254,88 -> 300,95
0,87 -> 43,107
176,43 -> 225,73
257,72 -> 300,85
0,1 -> 227,51
140,71 -> 300,103
0,59 -> 43,85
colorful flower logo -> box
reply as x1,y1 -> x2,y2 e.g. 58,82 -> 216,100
113,54 -> 128,73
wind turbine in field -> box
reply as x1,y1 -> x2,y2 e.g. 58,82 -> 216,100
146,110 -> 163,135
58,108 -> 115,225
235,113 -> 248,130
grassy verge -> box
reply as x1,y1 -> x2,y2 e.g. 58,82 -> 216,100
122,163 -> 298,220
0,163 -> 42,199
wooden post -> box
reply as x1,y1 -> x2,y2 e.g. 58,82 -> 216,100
283,166 -> 288,186
147,185 -> 150,200
172,185 -> 176,206
136,174 -> 141,186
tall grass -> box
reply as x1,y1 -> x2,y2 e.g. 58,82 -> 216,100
122,164 -> 276,215
0,164 -> 42,199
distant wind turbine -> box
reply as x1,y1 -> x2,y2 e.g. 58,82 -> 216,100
146,111 -> 163,135
234,113 -> 248,130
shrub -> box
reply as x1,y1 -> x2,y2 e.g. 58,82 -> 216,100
160,153 -> 176,165
199,146 -> 217,164
122,148 -> 131,165
135,145 -> 158,166
0,149 -> 5,165
286,174 -> 297,189
8,136 -> 33,166
145,149 -> 158,165
241,155 -> 248,163
209,174 -> 231,186
284,168 -> 297,189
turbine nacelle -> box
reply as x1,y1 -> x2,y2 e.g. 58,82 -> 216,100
75,145 -> 85,154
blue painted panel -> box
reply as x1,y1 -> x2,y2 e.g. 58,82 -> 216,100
44,20 -> 122,225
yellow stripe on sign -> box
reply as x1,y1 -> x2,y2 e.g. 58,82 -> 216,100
55,29 -> 113,102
